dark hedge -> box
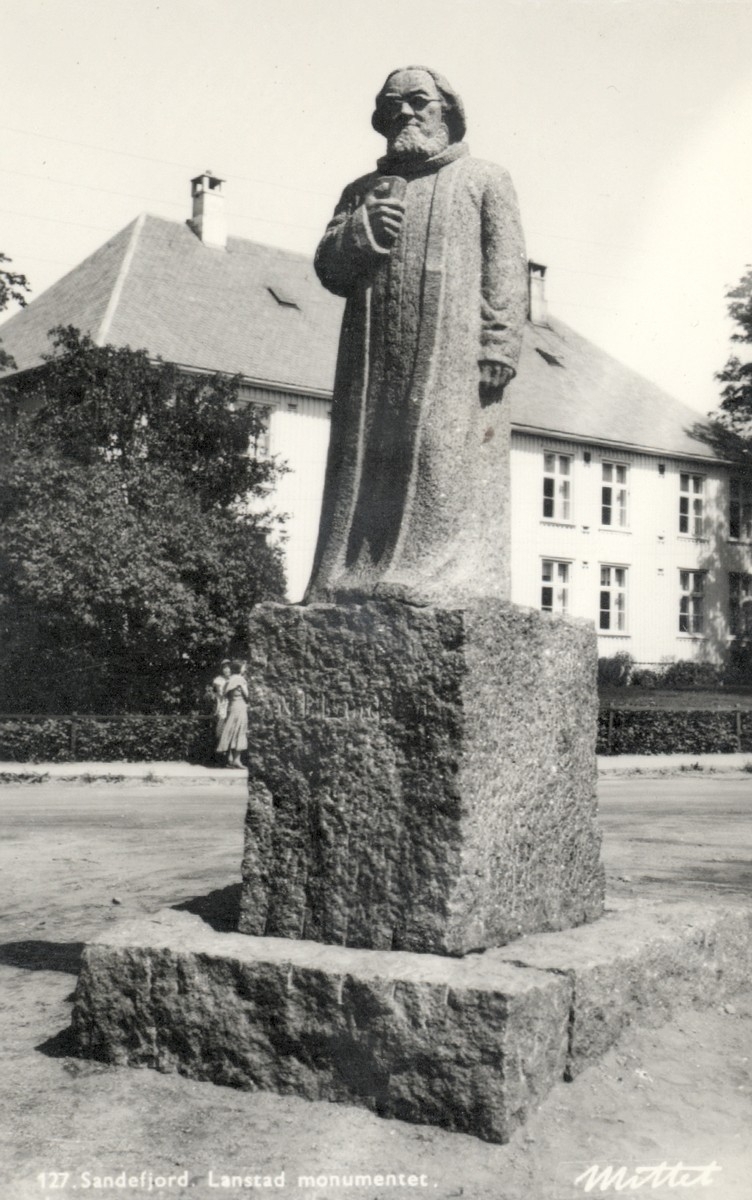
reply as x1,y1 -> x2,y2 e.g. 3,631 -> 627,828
4,709 -> 750,762
597,708 -> 752,755
0,715 -> 215,763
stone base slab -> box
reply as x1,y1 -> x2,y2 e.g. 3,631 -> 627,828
72,900 -> 752,1144
488,895 -> 752,1077
242,598 -> 604,954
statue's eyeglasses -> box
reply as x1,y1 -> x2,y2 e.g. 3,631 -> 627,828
379,92 -> 443,118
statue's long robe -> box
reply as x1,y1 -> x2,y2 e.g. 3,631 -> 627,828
305,142 -> 527,604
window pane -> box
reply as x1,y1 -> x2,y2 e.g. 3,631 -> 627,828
542,476 -> 554,518
559,457 -> 570,476
730,499 -> 740,539
679,572 -> 705,633
729,480 -> 751,540
616,465 -> 626,484
602,486 -> 612,525
730,574 -> 740,635
544,453 -> 555,473
560,481 -> 571,521
602,463 -> 613,483
541,560 -> 569,615
680,474 -> 689,492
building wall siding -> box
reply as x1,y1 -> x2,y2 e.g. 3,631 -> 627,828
244,394 -> 752,662
510,432 -> 752,663
240,386 -> 331,601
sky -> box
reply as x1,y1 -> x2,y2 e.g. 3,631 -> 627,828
2,0 -> 751,415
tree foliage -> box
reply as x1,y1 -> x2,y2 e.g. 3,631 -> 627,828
691,266 -> 752,468
714,265 -> 752,430
688,267 -> 752,681
0,252 -> 31,371
0,327 -> 287,713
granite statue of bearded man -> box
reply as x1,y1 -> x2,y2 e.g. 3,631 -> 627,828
305,67 -> 528,605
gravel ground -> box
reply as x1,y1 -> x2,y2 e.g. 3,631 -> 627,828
1,776 -> 751,1200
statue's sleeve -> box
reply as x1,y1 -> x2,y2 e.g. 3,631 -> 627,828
478,166 -> 528,372
314,180 -> 390,298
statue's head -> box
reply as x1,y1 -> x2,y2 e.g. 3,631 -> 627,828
372,66 -> 466,161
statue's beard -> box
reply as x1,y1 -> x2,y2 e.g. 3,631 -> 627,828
387,123 -> 450,161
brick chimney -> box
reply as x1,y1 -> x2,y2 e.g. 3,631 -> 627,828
528,261 -> 548,327
188,171 -> 227,250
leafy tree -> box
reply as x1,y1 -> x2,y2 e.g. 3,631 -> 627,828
0,327 -> 286,713
715,265 -> 752,430
692,267 -> 752,467
0,252 -> 31,370
691,267 -> 752,678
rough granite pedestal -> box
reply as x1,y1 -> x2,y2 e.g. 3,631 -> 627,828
70,591 -> 752,1141
70,593 -> 622,1144
240,597 -> 605,955
72,900 -> 752,1143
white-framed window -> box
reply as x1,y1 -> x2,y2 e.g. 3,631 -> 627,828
601,462 -> 628,528
729,572 -> 752,637
599,565 -> 628,632
679,569 -> 705,635
542,452 -> 572,522
729,478 -> 752,541
679,473 -> 705,537
541,559 -> 570,615
249,407 -> 271,458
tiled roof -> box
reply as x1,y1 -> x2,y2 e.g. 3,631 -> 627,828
510,316 -> 712,460
0,212 -> 712,459
0,214 -> 343,395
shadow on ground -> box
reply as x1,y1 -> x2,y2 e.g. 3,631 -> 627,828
36,1023 -> 81,1059
638,862 -> 752,891
173,883 -> 241,932
0,940 -> 84,973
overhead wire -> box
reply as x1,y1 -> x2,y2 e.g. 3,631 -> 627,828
0,123 -> 646,287
0,124 -> 333,196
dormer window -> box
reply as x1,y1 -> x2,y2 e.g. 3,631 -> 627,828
268,286 -> 299,310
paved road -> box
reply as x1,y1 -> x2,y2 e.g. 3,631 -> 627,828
2,775 -> 751,948
599,774 -> 752,899
1,775 -> 751,1200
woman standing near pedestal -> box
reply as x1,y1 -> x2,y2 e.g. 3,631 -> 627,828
217,660 -> 248,769
211,660 -> 231,760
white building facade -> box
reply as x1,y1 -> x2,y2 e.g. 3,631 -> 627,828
509,432 -> 752,665
249,388 -> 752,667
